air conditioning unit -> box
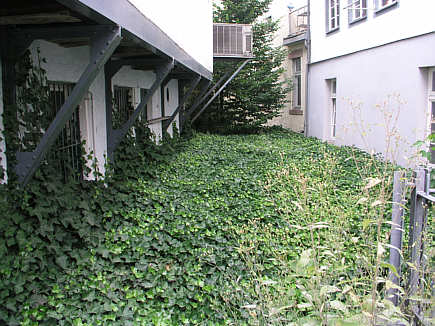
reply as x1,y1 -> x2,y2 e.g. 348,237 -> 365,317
213,23 -> 253,58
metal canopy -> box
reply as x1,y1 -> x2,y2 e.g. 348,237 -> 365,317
57,0 -> 212,81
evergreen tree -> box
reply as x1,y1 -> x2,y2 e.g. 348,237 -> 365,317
195,0 -> 289,133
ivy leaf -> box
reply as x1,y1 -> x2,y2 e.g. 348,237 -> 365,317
56,255 -> 68,269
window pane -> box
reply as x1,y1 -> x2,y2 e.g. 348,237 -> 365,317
432,101 -> 435,120
432,71 -> 435,92
332,80 -> 336,94
293,58 -> 301,73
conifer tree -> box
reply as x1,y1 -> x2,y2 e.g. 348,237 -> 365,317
195,0 -> 289,132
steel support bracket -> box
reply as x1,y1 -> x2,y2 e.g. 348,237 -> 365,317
108,59 -> 174,156
192,59 -> 251,123
184,74 -> 228,121
163,75 -> 201,131
15,26 -> 122,186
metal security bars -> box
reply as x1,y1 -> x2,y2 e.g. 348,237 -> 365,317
113,86 -> 134,128
47,82 -> 83,182
140,88 -> 148,121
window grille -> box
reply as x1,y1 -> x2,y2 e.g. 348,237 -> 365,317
140,88 -> 148,121
113,86 -> 134,128
47,81 -> 83,182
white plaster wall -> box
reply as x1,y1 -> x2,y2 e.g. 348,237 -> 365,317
0,57 -> 7,183
128,0 -> 213,73
307,33 -> 435,166
31,40 -> 107,175
310,0 -> 435,63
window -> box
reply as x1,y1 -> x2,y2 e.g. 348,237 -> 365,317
113,86 -> 134,128
376,0 -> 397,11
328,79 -> 337,139
429,69 -> 435,164
348,0 -> 367,22
48,82 -> 83,181
292,57 -> 302,108
327,0 -> 340,32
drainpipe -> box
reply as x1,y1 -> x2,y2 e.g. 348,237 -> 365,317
304,0 -> 311,137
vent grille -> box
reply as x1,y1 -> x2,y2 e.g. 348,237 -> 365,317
213,24 -> 253,57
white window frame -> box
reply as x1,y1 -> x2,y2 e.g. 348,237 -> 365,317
292,57 -> 302,108
348,0 -> 367,22
377,0 -> 397,11
329,79 -> 337,139
327,0 -> 340,32
428,68 -> 435,164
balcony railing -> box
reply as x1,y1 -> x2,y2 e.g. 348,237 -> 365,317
288,5 -> 308,37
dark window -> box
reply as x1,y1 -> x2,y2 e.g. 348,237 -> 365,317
113,86 -> 134,128
48,82 -> 83,182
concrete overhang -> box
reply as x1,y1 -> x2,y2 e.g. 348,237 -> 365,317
283,32 -> 307,46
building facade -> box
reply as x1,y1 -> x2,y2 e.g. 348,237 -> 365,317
267,1 -> 308,133
307,0 -> 435,166
0,0 -> 213,184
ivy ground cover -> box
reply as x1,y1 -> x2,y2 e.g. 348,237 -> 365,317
1,129 -> 401,325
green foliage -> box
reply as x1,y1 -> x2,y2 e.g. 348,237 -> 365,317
1,127 -> 418,325
195,0 -> 289,133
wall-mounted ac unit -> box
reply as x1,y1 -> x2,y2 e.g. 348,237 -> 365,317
213,23 -> 253,58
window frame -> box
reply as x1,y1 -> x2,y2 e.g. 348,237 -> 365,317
348,0 -> 367,24
326,0 -> 340,33
375,0 -> 398,13
329,79 -> 337,139
292,57 -> 302,109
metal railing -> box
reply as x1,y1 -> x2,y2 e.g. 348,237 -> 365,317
388,167 -> 434,325
288,5 -> 308,37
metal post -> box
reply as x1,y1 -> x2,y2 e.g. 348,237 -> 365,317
108,60 -> 174,155
192,59 -> 251,123
184,74 -> 228,121
387,170 -> 406,306
15,26 -> 122,186
163,75 -> 201,132
407,168 -> 426,323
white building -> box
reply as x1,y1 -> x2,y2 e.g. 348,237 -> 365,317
0,0 -> 213,184
307,0 -> 435,166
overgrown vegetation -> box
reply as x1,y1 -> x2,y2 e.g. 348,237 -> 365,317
194,0 -> 289,133
3,126 -> 432,325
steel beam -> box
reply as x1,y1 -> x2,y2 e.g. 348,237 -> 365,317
9,25 -> 113,43
108,59 -> 174,156
163,75 -> 201,131
58,0 -> 212,80
184,75 -> 228,121
15,26 -> 122,186
192,59 -> 251,123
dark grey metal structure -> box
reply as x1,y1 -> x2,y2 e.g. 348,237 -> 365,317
0,0 -> 213,185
